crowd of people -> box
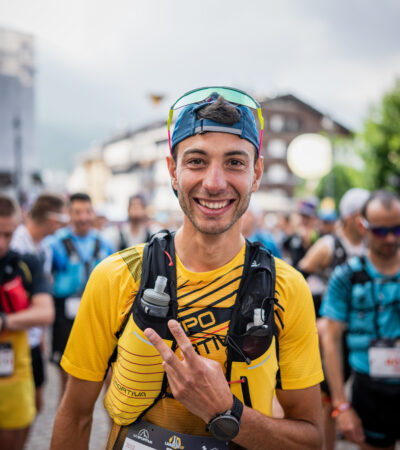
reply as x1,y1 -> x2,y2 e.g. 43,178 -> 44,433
0,87 -> 399,450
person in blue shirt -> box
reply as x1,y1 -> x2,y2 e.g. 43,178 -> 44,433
320,189 -> 400,449
46,193 -> 113,398
241,206 -> 282,258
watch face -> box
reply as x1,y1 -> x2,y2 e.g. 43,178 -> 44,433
210,415 -> 240,441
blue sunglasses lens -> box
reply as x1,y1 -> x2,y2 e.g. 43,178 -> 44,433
370,225 -> 400,237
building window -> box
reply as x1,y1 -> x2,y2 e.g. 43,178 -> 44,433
266,164 -> 288,184
285,117 -> 301,132
269,114 -> 285,132
267,139 -> 286,158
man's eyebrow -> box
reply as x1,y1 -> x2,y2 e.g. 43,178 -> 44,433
225,150 -> 251,159
181,149 -> 251,158
181,149 -> 207,157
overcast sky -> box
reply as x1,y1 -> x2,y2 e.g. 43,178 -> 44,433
1,0 -> 400,169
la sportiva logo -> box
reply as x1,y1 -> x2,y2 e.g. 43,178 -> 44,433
165,435 -> 184,449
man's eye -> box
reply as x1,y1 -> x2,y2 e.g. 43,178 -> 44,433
229,159 -> 245,167
188,159 -> 204,165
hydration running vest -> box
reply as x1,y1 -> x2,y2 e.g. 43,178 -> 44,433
345,255 -> 400,354
104,231 -> 283,427
53,236 -> 102,299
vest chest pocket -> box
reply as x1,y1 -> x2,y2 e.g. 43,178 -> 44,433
351,283 -> 375,312
230,336 -> 279,417
0,276 -> 30,313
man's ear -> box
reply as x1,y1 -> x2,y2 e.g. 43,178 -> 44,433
355,214 -> 368,237
252,155 -> 264,192
166,155 -> 178,191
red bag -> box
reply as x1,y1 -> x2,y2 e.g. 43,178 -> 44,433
0,276 -> 30,313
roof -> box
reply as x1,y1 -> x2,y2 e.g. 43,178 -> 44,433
260,93 -> 351,135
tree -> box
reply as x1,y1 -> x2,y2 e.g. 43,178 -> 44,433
314,163 -> 366,208
360,79 -> 400,194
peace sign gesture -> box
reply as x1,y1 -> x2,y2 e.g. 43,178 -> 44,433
144,320 -> 234,423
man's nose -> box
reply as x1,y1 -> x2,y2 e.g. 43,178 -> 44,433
202,164 -> 228,193
384,230 -> 397,242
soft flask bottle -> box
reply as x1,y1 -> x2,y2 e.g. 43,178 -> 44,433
140,275 -> 170,317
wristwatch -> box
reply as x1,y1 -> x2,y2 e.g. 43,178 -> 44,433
206,395 -> 244,441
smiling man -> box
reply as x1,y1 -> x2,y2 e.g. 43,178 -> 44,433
51,88 -> 323,450
46,193 -> 113,398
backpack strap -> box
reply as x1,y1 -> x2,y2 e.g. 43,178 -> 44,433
225,241 -> 278,383
118,229 -> 128,251
62,237 -> 78,258
106,230 -> 177,375
331,235 -> 347,267
93,237 -> 101,260
349,255 -> 371,285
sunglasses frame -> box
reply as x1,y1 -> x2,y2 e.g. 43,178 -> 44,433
361,217 -> 400,238
167,86 -> 264,156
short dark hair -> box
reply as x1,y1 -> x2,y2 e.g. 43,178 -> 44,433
128,194 -> 147,209
30,193 -> 65,223
197,96 -> 241,125
361,189 -> 400,219
69,193 -> 91,204
0,193 -> 20,218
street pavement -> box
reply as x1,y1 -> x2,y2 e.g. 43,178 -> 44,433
25,363 -> 109,449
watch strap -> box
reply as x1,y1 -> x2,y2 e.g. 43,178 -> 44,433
231,395 -> 244,423
206,395 -> 244,432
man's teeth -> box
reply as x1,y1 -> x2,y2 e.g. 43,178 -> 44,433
198,200 -> 229,209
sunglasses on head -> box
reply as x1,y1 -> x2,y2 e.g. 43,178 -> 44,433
361,218 -> 400,238
167,86 -> 264,155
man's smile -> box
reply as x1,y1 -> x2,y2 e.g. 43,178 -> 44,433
195,198 -> 234,209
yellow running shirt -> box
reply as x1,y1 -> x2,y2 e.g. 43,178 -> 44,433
61,243 -> 323,435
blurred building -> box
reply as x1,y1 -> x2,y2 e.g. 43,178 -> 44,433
69,93 -> 350,218
257,94 -> 350,209
67,121 -> 178,221
0,27 -> 37,201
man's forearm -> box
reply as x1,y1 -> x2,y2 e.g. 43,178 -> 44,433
50,406 -> 93,450
5,305 -> 53,330
321,330 -> 346,406
233,406 -> 322,450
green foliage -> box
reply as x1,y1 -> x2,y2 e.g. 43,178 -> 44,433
314,164 -> 366,208
360,79 -> 400,194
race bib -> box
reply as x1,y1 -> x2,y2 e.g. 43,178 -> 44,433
122,419 -> 229,450
64,296 -> 81,320
0,342 -> 14,377
369,339 -> 400,378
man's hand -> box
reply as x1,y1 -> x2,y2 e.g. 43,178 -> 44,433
335,408 -> 365,444
144,320 -> 233,423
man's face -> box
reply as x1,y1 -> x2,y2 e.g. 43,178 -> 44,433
45,208 -> 68,236
363,199 -> 400,259
0,215 -> 18,259
69,200 -> 94,236
167,132 -> 263,235
128,198 -> 147,223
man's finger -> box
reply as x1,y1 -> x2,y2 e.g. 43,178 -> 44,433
144,327 -> 181,368
168,320 -> 198,364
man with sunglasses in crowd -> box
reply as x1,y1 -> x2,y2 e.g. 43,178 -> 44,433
51,87 -> 324,450
321,189 -> 400,449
